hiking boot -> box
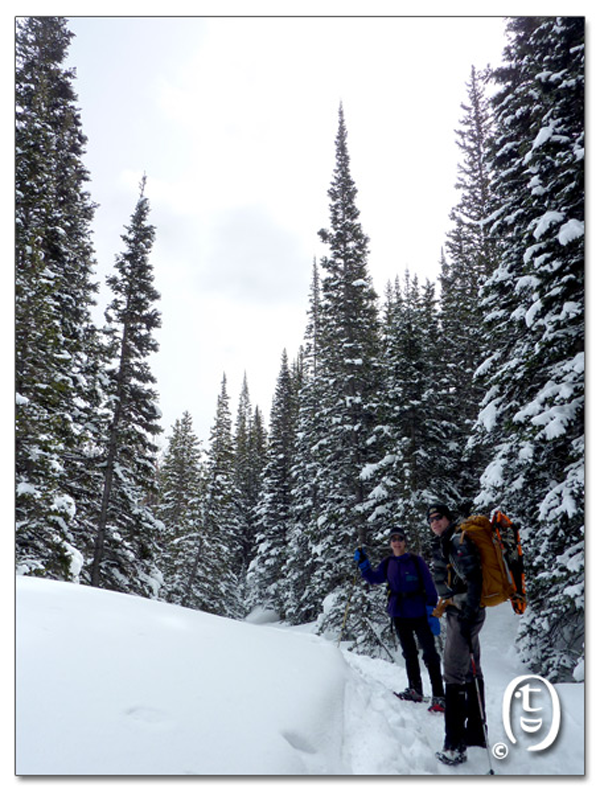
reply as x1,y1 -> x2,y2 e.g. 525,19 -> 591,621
428,696 -> 445,713
394,687 -> 424,703
435,747 -> 467,766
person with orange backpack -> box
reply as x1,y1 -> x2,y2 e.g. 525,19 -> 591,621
428,503 -> 487,767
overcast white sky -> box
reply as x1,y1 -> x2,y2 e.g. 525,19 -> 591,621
64,14 -> 512,447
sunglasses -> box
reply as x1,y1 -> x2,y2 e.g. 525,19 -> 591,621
428,514 -> 444,523
390,536 -> 406,542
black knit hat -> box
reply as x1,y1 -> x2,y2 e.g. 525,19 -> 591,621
426,503 -> 453,522
388,529 -> 407,541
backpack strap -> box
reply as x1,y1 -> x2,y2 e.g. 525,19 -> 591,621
382,555 -> 392,601
409,552 -> 428,597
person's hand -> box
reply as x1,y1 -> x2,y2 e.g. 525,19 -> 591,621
354,547 -> 370,571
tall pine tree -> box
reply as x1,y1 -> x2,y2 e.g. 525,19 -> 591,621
233,374 -> 266,584
472,17 -> 584,680
186,375 -> 243,617
439,65 -> 499,507
309,105 -> 386,654
285,264 -> 329,624
16,17 -> 101,580
247,351 -> 298,617
363,272 -> 449,557
90,176 -> 164,597
156,412 -> 205,604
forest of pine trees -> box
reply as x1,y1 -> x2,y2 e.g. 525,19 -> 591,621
15,17 -> 584,681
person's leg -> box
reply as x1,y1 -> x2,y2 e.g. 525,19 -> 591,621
414,616 -> 444,698
440,610 -> 470,754
394,618 -> 423,695
437,608 -> 486,762
464,609 -> 487,746
465,679 -> 486,747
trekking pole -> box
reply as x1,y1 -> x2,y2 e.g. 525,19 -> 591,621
468,643 -> 495,776
337,566 -> 358,648
365,617 -> 396,663
338,527 -> 367,647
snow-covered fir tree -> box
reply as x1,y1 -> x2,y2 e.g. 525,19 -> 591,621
188,375 -> 244,617
90,177 -> 164,597
308,105 -> 388,654
355,277 -> 406,539
284,264 -> 329,625
362,272 -> 452,558
446,65 -> 498,282
233,374 -> 266,584
156,411 -> 205,604
15,17 -> 102,581
400,276 -> 456,546
472,17 -> 584,681
247,351 -> 298,616
439,65 -> 499,506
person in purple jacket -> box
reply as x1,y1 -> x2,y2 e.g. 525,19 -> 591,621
354,529 -> 445,713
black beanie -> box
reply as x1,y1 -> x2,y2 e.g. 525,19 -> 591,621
426,503 -> 452,522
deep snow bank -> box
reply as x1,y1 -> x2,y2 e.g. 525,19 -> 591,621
16,576 -> 585,777
16,577 -> 350,775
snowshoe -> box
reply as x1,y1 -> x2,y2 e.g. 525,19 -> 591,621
491,510 -> 527,614
435,747 -> 467,766
394,687 -> 424,703
428,696 -> 445,713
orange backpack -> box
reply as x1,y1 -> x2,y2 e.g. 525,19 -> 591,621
457,511 -> 526,614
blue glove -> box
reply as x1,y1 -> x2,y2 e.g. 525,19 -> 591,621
354,547 -> 370,572
426,605 -> 441,636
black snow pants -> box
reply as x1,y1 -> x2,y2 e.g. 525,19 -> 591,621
393,615 -> 444,698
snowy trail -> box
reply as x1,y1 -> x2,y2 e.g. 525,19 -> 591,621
339,605 -> 585,776
341,650 -> 446,775
15,577 -> 584,776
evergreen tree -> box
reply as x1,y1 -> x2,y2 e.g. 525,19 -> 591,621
186,375 -> 243,617
309,105 -> 386,653
472,17 -> 584,680
285,265 -> 328,624
233,374 -> 265,582
446,65 -> 498,281
406,276 -> 456,536
156,412 -> 205,604
245,404 -> 268,604
247,351 -> 298,617
356,277 -> 404,531
440,66 -> 499,506
363,272 -> 450,557
249,406 -> 268,500
90,177 -> 164,597
15,16 -> 101,580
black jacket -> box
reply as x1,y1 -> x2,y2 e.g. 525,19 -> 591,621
431,522 -> 483,618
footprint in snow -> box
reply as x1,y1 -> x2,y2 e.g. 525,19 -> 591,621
124,706 -> 174,732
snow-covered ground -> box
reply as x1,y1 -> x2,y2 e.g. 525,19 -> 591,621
16,576 -> 584,779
